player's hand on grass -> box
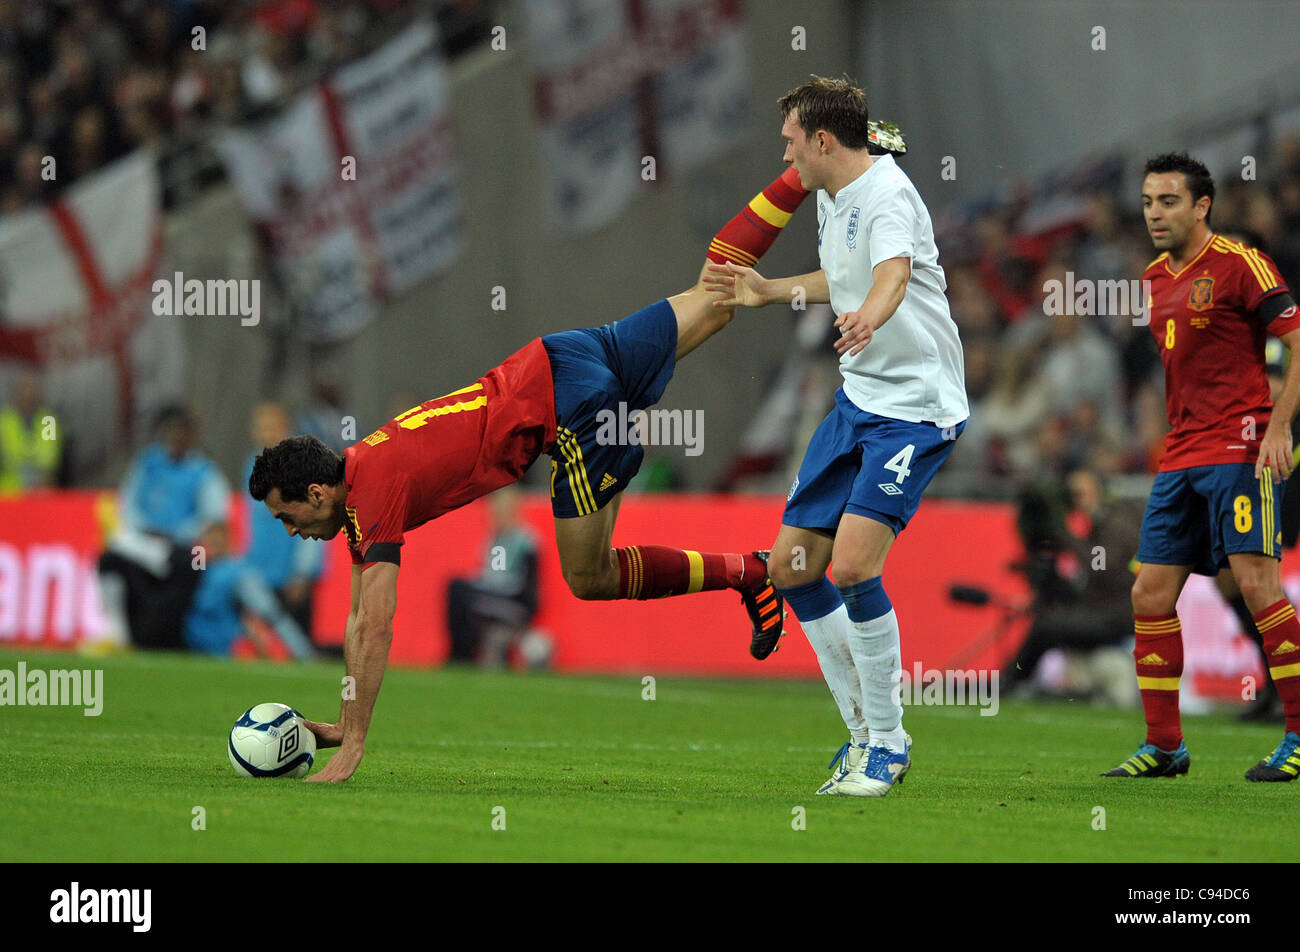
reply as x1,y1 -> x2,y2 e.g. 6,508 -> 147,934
305,741 -> 364,783
304,718 -> 344,748
834,309 -> 875,356
1257,423 -> 1294,482
703,262 -> 772,308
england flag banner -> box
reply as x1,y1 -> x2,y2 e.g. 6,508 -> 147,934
0,150 -> 180,479
217,20 -> 463,341
525,0 -> 750,234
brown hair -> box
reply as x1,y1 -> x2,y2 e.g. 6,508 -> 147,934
778,75 -> 870,149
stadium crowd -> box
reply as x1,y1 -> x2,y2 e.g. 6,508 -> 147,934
0,0 -> 497,215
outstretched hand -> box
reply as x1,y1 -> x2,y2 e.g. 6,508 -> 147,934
703,261 -> 771,309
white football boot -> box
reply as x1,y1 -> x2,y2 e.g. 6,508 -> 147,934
816,740 -> 869,795
836,732 -> 912,798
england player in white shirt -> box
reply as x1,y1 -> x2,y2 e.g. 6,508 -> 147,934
706,77 -> 968,797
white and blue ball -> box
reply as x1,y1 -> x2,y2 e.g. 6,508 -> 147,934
228,702 -> 316,778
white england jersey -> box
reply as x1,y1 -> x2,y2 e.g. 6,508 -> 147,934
817,154 -> 968,426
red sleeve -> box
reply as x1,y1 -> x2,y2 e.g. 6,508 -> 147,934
1266,298 -> 1300,337
345,478 -> 408,567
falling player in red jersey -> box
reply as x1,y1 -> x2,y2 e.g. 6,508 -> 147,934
1103,152 -> 1300,781
247,169 -> 811,781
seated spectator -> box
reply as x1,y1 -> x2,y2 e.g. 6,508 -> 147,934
973,341 -> 1053,476
0,372 -> 61,493
244,401 -> 324,636
185,522 -> 315,660
1003,467 -> 1143,703
446,486 -> 540,666
96,405 -> 228,650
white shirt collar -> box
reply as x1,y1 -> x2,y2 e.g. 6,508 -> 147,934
832,154 -> 893,208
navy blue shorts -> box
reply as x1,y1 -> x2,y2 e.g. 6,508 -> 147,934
783,388 -> 964,535
1137,463 -> 1286,576
542,299 -> 677,518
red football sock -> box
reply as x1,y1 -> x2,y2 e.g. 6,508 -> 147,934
616,546 -> 766,600
1253,598 -> 1300,735
707,166 -> 810,267
1133,613 -> 1184,750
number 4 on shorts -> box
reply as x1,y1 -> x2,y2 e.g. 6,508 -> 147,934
884,444 -> 915,483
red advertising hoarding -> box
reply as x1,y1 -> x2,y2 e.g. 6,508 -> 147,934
0,491 -> 1029,676
0,491 -> 1270,702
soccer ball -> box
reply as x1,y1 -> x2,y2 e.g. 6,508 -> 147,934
227,702 -> 316,778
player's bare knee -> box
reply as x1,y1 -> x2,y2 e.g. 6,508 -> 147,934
769,549 -> 812,589
562,566 -> 615,601
1131,576 -> 1174,617
1236,572 -> 1281,611
830,564 -> 875,590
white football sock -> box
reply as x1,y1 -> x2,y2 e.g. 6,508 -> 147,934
847,608 -> 906,751
800,604 -> 870,745
95,573 -> 131,648
107,529 -> 172,577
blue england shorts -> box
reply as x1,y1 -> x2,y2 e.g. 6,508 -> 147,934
541,299 -> 677,518
783,388 -> 965,534
1136,463 -> 1286,576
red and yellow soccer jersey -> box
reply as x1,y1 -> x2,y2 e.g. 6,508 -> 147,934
1145,234 -> 1300,471
341,339 -> 557,566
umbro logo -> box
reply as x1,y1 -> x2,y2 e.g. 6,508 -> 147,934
877,483 -> 904,496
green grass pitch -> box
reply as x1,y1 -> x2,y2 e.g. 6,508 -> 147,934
1,647 -> 1296,862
